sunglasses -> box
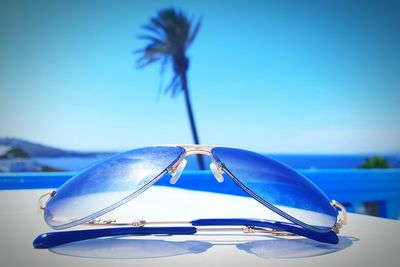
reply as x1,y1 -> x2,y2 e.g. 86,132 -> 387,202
34,145 -> 347,248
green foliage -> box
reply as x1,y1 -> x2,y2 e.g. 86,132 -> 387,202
41,165 -> 63,172
0,148 -> 30,159
358,156 -> 392,169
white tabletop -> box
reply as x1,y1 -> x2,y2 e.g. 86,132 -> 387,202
0,188 -> 399,267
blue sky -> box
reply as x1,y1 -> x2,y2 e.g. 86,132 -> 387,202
1,0 -> 399,153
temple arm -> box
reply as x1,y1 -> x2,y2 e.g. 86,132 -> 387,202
33,218 -> 338,249
193,219 -> 338,244
33,226 -> 196,249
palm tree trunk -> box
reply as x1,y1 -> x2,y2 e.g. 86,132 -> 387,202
181,72 -> 206,170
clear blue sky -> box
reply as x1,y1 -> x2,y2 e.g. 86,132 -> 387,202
1,0 -> 399,153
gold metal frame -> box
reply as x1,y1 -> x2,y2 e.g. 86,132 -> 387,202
84,218 -> 298,236
331,200 -> 348,233
37,144 -> 347,236
167,145 -> 216,170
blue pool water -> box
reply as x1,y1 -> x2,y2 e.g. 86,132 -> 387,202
34,153 -> 400,171
269,154 -> 400,169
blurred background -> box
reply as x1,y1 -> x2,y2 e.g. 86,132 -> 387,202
0,0 -> 399,216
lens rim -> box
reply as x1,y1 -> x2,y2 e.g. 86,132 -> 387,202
211,147 -> 337,233
45,146 -> 185,230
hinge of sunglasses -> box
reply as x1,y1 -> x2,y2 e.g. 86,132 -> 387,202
331,200 -> 348,234
37,190 -> 56,213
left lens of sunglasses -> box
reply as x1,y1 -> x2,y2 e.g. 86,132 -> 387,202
44,146 -> 184,229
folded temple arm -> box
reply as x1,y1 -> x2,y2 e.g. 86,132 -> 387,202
33,218 -> 339,249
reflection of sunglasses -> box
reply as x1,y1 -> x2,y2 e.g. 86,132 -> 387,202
49,236 -> 354,260
34,145 -> 347,248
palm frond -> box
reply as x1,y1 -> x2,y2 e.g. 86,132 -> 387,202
186,18 -> 201,49
137,34 -> 164,44
136,42 -> 169,68
141,24 -> 163,37
159,53 -> 170,75
164,73 -> 181,96
150,17 -> 168,33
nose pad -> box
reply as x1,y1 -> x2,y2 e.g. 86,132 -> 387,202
169,159 -> 187,184
210,162 -> 224,183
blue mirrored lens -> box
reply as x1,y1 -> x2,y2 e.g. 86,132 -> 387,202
45,146 -> 184,229
212,147 -> 337,231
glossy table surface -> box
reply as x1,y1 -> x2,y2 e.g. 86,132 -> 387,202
0,188 -> 399,267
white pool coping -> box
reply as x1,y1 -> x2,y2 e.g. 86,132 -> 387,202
0,188 -> 399,266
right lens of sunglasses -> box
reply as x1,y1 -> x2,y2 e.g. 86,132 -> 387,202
211,147 -> 337,231
44,146 -> 184,229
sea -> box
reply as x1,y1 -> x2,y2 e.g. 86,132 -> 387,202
34,153 -> 400,172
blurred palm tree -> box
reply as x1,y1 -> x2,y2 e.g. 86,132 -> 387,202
136,8 -> 205,169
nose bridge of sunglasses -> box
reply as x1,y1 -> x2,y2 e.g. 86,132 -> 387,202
169,159 -> 187,184
181,145 -> 214,156
167,145 -> 225,184
209,162 -> 224,183
169,159 -> 225,184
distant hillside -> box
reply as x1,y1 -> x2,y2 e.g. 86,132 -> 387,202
0,137 -> 110,157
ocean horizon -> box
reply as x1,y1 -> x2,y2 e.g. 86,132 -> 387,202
34,153 -> 400,172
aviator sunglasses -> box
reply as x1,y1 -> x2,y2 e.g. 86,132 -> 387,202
34,145 -> 347,248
